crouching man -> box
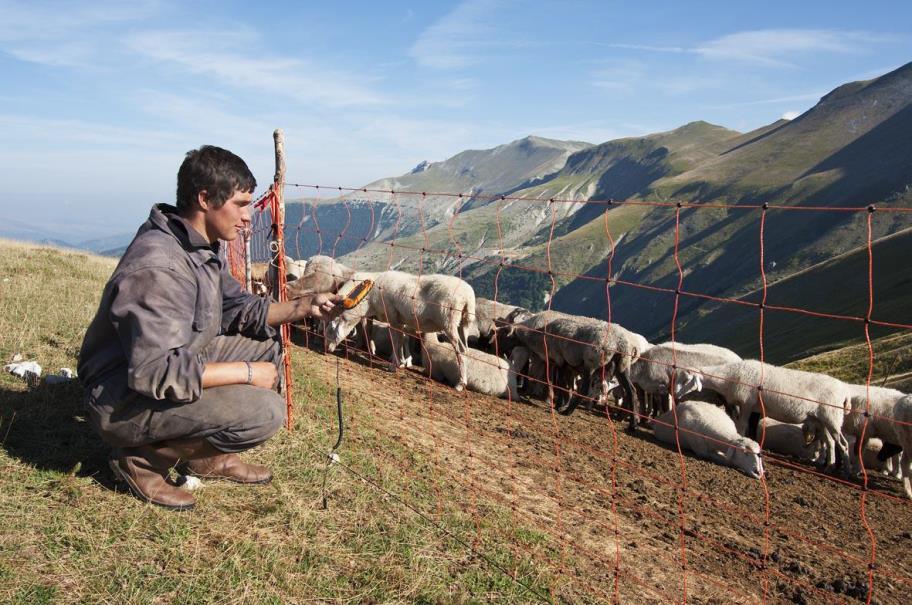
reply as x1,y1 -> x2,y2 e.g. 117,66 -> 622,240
78,145 -> 342,511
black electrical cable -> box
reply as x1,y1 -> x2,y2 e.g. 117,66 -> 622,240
320,355 -> 345,509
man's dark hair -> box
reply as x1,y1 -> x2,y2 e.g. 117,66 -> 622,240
176,145 -> 257,210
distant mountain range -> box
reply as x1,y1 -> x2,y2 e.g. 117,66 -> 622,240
7,63 -> 909,365
288,62 -> 912,363
0,216 -> 134,257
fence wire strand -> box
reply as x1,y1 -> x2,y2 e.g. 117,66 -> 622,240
233,178 -> 912,604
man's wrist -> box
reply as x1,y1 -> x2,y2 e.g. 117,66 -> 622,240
298,296 -> 314,319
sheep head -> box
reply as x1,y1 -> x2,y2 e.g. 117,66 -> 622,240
673,370 -> 703,399
728,438 -> 764,480
324,280 -> 371,352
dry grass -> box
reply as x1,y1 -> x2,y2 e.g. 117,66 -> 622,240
0,240 -> 564,604
5,240 -> 909,605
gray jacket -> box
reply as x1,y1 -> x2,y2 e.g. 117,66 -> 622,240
78,204 -> 273,404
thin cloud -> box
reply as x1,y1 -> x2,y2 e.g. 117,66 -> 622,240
409,0 -> 519,69
591,60 -> 723,96
125,29 -> 389,108
608,29 -> 899,69
0,113 -> 182,150
0,0 -> 157,67
590,60 -> 645,94
695,29 -> 882,67
604,43 -> 688,54
705,92 -> 824,109
781,110 -> 801,120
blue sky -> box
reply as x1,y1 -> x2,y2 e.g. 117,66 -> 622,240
1,0 -> 910,241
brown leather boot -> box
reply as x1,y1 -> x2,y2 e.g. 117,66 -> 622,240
110,445 -> 196,511
183,441 -> 272,484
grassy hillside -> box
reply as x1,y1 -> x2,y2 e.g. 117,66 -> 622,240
655,64 -> 912,203
671,226 -> 912,364
359,135 -> 592,212
555,64 -> 912,339
787,331 -> 912,392
466,204 -> 650,311
0,240 -> 567,604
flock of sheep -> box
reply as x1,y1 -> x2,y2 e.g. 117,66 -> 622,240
256,255 -> 912,498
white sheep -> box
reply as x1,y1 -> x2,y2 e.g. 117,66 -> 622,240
896,395 -> 912,498
629,341 -> 741,417
361,320 -> 420,366
421,333 -> 519,399
675,360 -> 851,471
840,384 -> 906,475
653,400 -> 764,479
326,270 -> 476,390
756,418 -> 819,461
466,298 -> 526,353
286,255 -> 355,297
285,257 -> 309,281
502,310 -> 643,424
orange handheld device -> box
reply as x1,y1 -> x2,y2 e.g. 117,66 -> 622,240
341,279 -> 374,309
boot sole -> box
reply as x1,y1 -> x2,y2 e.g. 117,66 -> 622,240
109,459 -> 196,512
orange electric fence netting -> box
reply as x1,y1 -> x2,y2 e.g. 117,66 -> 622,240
226,161 -> 912,603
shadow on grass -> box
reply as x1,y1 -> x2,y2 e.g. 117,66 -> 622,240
0,381 -> 114,487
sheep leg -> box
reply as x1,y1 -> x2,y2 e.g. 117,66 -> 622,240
386,328 -> 401,373
821,429 -> 838,471
445,328 -> 467,391
556,367 -> 581,415
545,363 -> 558,409
457,322 -> 469,354
889,453 -> 902,479
618,369 -> 639,431
455,348 -> 466,391
834,428 -> 851,476
902,455 -> 912,499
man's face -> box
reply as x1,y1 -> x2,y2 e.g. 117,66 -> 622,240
205,189 -> 253,243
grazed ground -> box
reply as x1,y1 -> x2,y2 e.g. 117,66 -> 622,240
301,343 -> 912,605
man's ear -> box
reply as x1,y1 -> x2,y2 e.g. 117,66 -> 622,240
197,190 -> 210,210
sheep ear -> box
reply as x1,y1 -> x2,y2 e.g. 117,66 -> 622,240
497,323 -> 515,338
803,426 -> 816,446
694,374 -> 703,393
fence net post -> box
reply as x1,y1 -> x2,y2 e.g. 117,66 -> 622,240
271,128 -> 294,430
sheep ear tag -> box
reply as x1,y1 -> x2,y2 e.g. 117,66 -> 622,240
694,374 -> 703,393
341,279 -> 373,309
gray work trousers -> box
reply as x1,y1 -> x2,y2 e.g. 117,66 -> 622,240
85,335 -> 286,453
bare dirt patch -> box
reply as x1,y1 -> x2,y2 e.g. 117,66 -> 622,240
301,345 -> 912,604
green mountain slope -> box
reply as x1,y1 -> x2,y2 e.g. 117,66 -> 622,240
787,331 -> 912,393
672,226 -> 912,364
289,64 -> 911,369
284,136 -> 592,261
552,63 -> 912,344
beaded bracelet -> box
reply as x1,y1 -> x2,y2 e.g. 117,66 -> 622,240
244,361 -> 253,385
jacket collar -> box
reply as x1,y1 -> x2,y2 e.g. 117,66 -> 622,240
147,203 -> 221,266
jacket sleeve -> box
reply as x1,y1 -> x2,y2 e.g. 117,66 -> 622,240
108,267 -> 205,403
220,262 -> 275,339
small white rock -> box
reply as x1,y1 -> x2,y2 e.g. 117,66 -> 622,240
179,475 -> 204,491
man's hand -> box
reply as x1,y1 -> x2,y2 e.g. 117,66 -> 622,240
267,292 -> 344,327
309,292 -> 344,321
